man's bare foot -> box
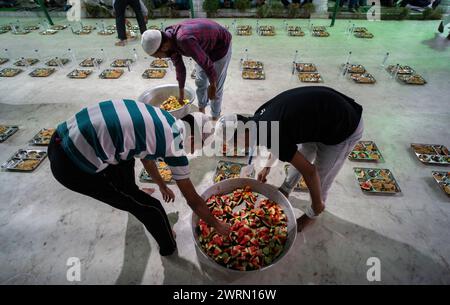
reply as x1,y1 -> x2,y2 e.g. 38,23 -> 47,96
115,40 -> 127,46
297,214 -> 315,232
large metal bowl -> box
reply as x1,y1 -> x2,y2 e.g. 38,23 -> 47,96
137,84 -> 195,119
191,178 -> 297,273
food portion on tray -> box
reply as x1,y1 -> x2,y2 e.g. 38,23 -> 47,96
79,57 -> 103,67
30,128 -> 55,145
432,171 -> 450,196
312,29 -> 330,37
298,72 -> 323,83
258,25 -> 275,36
150,59 -> 169,68
72,29 -> 91,35
213,161 -> 254,183
350,73 -> 376,84
242,60 -> 264,70
99,69 -> 124,79
67,69 -> 93,79
0,68 -> 22,77
411,143 -> 449,165
343,63 -> 366,74
284,164 -> 308,191
397,74 -> 427,85
354,167 -> 401,194
14,58 -> 39,66
23,25 -> 39,31
197,186 -> 288,271
236,25 -> 252,36
12,29 -> 30,35
287,26 -> 304,36
142,68 -> 166,79
0,58 -> 9,65
160,96 -> 189,111
46,57 -> 70,66
29,68 -> 56,77
242,68 -> 265,80
2,149 -> 47,172
386,64 -> 415,75
51,24 -> 68,30
295,63 -> 317,73
139,161 -> 173,183
348,141 -> 383,161
98,29 -> 115,35
354,32 -> 374,38
0,125 -> 19,142
111,59 -> 133,67
40,29 -> 58,35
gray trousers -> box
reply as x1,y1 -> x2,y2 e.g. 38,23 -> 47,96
195,45 -> 232,118
280,118 -> 364,202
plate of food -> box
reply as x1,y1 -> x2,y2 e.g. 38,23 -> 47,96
242,61 -> 264,70
288,30 -> 305,36
213,160 -> 254,183
236,25 -> 252,36
99,69 -> 124,79
287,26 -> 302,31
386,65 -> 414,75
159,95 -> 189,111
354,167 -> 401,194
82,25 -> 96,31
111,59 -> 133,67
259,26 -> 275,36
30,128 -> 55,145
51,24 -> 68,30
298,72 -> 323,83
432,171 -> 450,196
242,69 -> 265,80
73,29 -> 91,35
2,149 -> 47,172
46,58 -> 70,66
12,30 -> 31,35
142,68 -> 166,79
0,125 -> 19,142
411,143 -> 449,165
284,164 -> 308,191
350,73 -> 376,84
343,64 -> 365,74
0,58 -> 9,65
312,30 -> 329,37
139,161 -> 173,183
0,68 -> 23,77
193,179 -> 296,272
150,59 -> 169,68
67,69 -> 93,79
98,29 -> 115,35
354,32 -> 374,38
348,141 -> 383,161
29,68 -> 56,77
14,58 -> 39,66
353,27 -> 368,33
24,25 -> 40,31
295,63 -> 317,73
79,58 -> 103,67
40,29 -> 58,35
397,74 -> 427,85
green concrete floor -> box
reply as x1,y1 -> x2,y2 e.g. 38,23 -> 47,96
0,17 -> 449,284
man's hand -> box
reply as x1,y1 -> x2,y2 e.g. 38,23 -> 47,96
312,200 -> 325,216
160,185 -> 175,203
208,83 -> 217,100
214,221 -> 231,236
257,167 -> 271,183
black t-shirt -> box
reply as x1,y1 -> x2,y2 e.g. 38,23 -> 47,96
252,86 -> 363,162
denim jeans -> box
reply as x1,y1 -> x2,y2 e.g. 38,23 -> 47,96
195,44 -> 232,118
280,118 -> 364,202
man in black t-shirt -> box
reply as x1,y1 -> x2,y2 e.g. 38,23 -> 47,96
215,86 -> 364,232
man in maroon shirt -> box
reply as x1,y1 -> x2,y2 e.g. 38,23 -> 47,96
141,19 -> 232,120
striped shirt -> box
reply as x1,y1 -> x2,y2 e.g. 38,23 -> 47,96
56,99 -> 190,180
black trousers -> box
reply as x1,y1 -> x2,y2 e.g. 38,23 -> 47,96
48,133 -> 177,256
114,0 -> 147,41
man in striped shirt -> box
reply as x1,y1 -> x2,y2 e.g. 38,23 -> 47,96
48,99 -> 229,256
141,19 -> 232,120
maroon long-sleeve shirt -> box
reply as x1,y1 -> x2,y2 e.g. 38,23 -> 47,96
164,19 -> 232,88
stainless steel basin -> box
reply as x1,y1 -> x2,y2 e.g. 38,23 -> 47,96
191,178 -> 297,273
137,84 -> 195,119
